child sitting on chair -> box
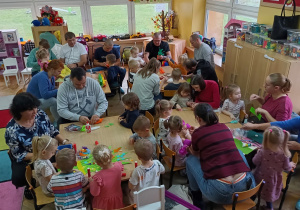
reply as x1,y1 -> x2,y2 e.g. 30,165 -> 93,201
119,92 -> 140,129
106,54 -> 126,95
166,53 -> 188,75
164,68 -> 182,91
129,46 -> 145,67
128,139 -> 165,200
128,59 -> 141,83
47,148 -> 89,210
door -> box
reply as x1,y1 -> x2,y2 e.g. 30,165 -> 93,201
267,52 -> 290,76
223,40 -> 239,86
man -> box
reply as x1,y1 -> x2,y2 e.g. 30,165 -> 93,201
90,39 -> 120,72
144,32 -> 172,63
27,39 -> 57,76
190,34 -> 215,67
57,67 -> 108,126
60,32 -> 88,69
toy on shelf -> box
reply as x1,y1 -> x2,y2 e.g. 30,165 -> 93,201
276,40 -> 290,56
93,34 -> 107,42
290,44 -> 300,60
130,32 -> 146,39
31,5 -> 64,26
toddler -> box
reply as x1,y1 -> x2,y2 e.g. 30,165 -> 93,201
128,59 -> 141,83
166,53 -> 188,75
170,82 -> 192,111
221,84 -> 248,120
90,145 -> 124,210
31,135 -> 58,196
36,48 -> 50,71
253,126 -> 296,210
47,148 -> 89,210
129,46 -> 146,66
119,92 -> 140,129
129,115 -> 156,158
129,139 -> 165,198
165,116 -> 188,167
164,68 -> 182,91
106,54 -> 126,94
156,99 -> 172,146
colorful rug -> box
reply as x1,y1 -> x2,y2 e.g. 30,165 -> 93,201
0,129 -> 9,151
0,181 -> 24,210
0,109 -> 12,128
0,150 -> 11,182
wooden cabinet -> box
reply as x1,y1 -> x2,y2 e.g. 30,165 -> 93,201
224,39 -> 300,113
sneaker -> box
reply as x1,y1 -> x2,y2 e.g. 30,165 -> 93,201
24,186 -> 33,200
296,199 -> 300,210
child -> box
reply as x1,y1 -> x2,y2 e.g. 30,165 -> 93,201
129,139 -> 165,195
221,84 -> 248,120
129,115 -> 156,158
170,82 -> 192,111
106,54 -> 126,94
128,59 -> 140,83
164,116 -> 188,167
166,53 -> 188,75
90,145 -> 124,210
164,68 -> 182,91
129,46 -> 146,66
119,92 -> 140,129
47,148 -> 89,209
253,126 -> 296,210
36,48 -> 50,71
31,135 -> 58,196
156,99 -> 172,146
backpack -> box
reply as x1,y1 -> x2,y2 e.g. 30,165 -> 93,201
122,47 -> 132,64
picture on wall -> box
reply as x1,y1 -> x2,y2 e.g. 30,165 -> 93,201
6,33 -> 15,42
260,0 -> 300,11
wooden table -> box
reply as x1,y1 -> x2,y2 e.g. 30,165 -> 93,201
160,66 -> 186,91
87,72 -> 111,94
59,116 -> 138,181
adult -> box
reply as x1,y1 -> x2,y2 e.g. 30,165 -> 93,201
27,39 -> 56,77
27,59 -> 64,124
187,103 -> 255,207
60,32 -> 88,69
5,92 -> 68,189
144,32 -> 172,63
57,67 -> 108,126
90,39 -> 120,72
190,34 -> 215,67
39,31 -> 60,49
249,73 -> 292,122
132,58 -> 167,115
189,75 -> 220,109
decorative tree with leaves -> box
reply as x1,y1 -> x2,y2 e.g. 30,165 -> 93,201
151,10 -> 175,38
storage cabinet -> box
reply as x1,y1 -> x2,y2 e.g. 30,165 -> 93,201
224,39 -> 300,113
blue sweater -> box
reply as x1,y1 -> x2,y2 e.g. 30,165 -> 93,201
271,117 -> 300,142
119,110 -> 140,129
27,71 -> 57,99
107,66 -> 126,86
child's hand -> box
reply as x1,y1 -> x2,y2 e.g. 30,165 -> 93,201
245,114 -> 249,118
255,107 -> 266,115
166,57 -> 170,62
88,177 -> 93,183
230,114 -> 236,120
290,161 -> 296,169
189,126 -> 195,134
161,76 -> 168,83
129,138 -> 135,145
176,104 -> 182,111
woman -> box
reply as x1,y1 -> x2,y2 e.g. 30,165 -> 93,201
250,73 -> 292,122
132,58 -> 167,115
186,103 -> 255,206
27,59 -> 64,124
189,75 -> 220,109
5,93 -> 69,190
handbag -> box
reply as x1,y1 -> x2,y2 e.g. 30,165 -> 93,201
271,0 -> 300,40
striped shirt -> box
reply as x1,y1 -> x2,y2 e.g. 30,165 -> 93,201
222,99 -> 245,119
47,171 -> 88,209
192,123 -> 250,179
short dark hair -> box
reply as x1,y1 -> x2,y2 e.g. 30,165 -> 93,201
183,59 -> 197,71
132,115 -> 150,132
65,32 -> 75,40
134,139 -> 153,161
106,54 -> 116,64
190,75 -> 206,90
10,92 -> 41,120
171,68 -> 182,81
70,67 -> 86,81
194,103 -> 218,126
39,39 -> 50,49
122,92 -> 140,110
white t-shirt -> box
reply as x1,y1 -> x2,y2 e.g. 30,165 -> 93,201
129,56 -> 146,66
34,159 -> 56,195
157,118 -> 169,146
60,42 -> 87,65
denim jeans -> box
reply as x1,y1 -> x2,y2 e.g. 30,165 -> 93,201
89,66 -> 107,72
186,150 -> 256,204
39,97 -> 59,122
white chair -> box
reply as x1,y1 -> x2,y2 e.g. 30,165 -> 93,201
3,58 -> 20,87
133,185 -> 165,210
21,56 -> 32,84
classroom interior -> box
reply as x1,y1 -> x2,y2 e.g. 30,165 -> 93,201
1,0 -> 300,209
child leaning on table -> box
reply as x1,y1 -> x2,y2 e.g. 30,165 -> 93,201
164,68 -> 182,91
166,53 -> 188,75
119,92 -> 140,129
129,46 -> 146,67
170,82 -> 192,111
128,59 -> 141,83
47,148 -> 89,210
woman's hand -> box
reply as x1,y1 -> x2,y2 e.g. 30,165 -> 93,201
250,94 -> 260,101
242,123 -> 255,130
255,108 -> 267,115
79,116 -> 89,124
176,104 -> 182,111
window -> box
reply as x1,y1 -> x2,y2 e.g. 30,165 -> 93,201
0,8 -> 33,40
90,5 -> 129,35
234,15 -> 257,23
235,0 -> 260,7
135,3 -> 168,33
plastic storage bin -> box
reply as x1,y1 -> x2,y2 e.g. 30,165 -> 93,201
287,29 -> 300,43
252,33 -> 263,47
289,44 -> 300,59
242,22 -> 250,31
250,24 -> 261,33
245,32 -> 253,44
260,25 -> 272,37
276,40 -> 290,56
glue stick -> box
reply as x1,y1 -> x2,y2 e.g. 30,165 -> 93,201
135,161 -> 138,168
87,168 -> 91,178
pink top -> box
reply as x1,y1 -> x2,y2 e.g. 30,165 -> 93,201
90,162 -> 124,210
194,80 -> 220,109
261,94 -> 292,122
167,133 -> 186,167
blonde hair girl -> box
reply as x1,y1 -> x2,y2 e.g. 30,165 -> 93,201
36,48 -> 50,70
156,99 -> 173,146
31,135 -> 58,196
253,126 -> 295,209
90,145 -> 124,209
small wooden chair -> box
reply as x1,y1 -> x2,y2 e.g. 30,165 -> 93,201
133,185 -> 165,210
25,165 -> 54,210
160,139 -> 186,188
16,88 -> 24,95
163,89 -> 177,98
156,143 -> 163,185
94,204 -> 137,210
279,152 -> 299,210
153,119 -> 159,137
145,111 -> 154,134
223,180 -> 265,210
127,80 -> 133,93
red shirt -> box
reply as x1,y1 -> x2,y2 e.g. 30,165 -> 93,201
192,123 -> 250,179
261,94 -> 292,122
194,80 -> 220,109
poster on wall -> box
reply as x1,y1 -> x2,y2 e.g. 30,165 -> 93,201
260,0 -> 300,11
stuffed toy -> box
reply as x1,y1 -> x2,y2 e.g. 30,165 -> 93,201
31,20 -> 41,26
42,17 -> 50,26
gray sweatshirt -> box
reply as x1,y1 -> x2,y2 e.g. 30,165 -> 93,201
194,42 -> 215,67
57,77 -> 108,121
